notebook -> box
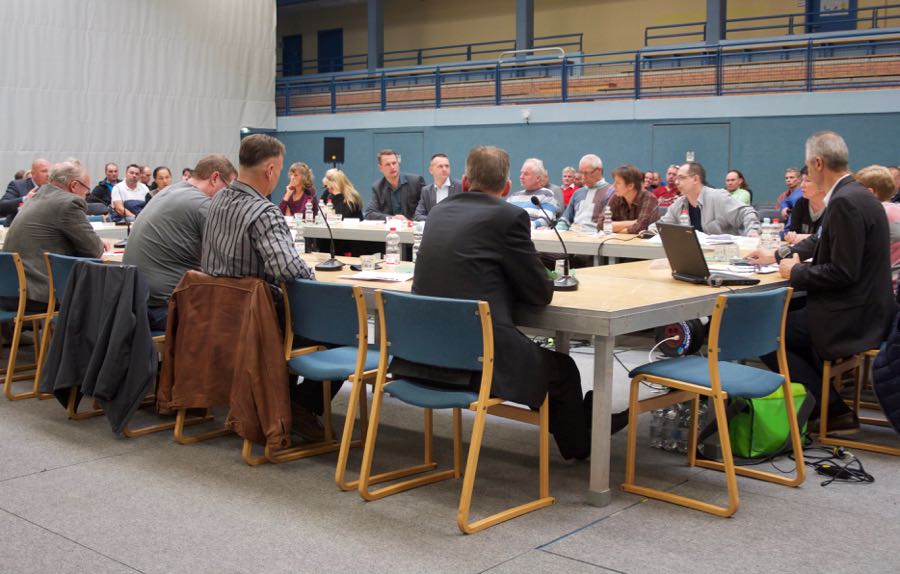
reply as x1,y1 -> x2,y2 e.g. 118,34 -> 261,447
656,223 -> 760,287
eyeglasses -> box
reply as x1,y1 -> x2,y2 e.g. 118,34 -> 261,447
72,180 -> 90,191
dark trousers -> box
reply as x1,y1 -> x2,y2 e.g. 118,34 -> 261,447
542,348 -> 590,460
760,308 -> 851,420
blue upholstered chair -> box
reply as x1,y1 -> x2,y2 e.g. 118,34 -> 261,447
358,290 -> 554,534
623,287 -> 805,517
33,253 -> 103,413
241,279 -> 380,468
2,252 -> 47,400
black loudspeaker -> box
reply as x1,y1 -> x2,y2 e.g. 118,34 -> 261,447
324,137 -> 345,164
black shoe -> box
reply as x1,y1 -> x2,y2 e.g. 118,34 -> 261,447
583,391 -> 630,436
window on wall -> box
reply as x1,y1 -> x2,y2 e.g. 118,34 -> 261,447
282,34 -> 303,76
318,28 -> 343,74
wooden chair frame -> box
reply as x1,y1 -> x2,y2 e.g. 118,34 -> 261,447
623,289 -> 805,517
358,291 -> 554,534
3,253 -> 47,401
819,351 -> 900,456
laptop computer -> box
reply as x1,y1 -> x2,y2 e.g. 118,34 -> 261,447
657,223 -> 760,287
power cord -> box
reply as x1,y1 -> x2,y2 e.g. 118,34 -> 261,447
789,446 -> 875,487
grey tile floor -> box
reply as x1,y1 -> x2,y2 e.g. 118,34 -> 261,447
2,333 -> 899,573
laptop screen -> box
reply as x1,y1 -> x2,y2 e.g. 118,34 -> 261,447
657,223 -> 710,280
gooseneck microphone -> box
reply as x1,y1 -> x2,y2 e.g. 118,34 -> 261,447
530,195 -> 578,291
314,206 -> 344,271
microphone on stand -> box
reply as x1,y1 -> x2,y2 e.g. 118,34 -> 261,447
314,205 -> 344,271
530,195 -> 578,291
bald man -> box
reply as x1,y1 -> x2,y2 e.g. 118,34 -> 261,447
2,158 -> 50,225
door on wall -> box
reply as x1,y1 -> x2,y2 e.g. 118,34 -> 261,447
651,123 -> 731,188
805,0 -> 858,33
282,34 -> 303,76
372,132 -> 425,183
318,28 -> 343,73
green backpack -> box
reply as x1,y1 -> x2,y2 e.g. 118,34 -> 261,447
699,382 -> 813,459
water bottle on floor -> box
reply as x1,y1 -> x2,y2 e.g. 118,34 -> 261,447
649,409 -> 665,448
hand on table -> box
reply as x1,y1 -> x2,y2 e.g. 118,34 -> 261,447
779,253 -> 800,278
745,248 -> 776,265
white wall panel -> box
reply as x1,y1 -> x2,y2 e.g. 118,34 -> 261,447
0,0 -> 275,183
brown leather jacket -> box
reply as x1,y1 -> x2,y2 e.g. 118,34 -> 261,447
158,271 -> 291,449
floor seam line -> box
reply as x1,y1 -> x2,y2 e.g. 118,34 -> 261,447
539,549 -> 629,573
0,450 -> 140,484
0,506 -> 146,573
476,548 -> 532,573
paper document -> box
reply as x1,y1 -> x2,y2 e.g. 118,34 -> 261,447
339,271 -> 414,282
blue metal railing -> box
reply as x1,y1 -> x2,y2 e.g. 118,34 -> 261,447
645,4 -> 900,46
276,30 -> 900,116
277,33 -> 583,77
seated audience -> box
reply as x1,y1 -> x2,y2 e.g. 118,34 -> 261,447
642,171 -> 657,193
557,153 -> 613,231
181,167 -> 192,181
1,159 -> 106,312
140,165 -> 153,187
111,164 -> 149,219
279,162 -> 319,219
507,158 -> 558,228
201,134 -> 336,441
145,165 -> 172,201
541,171 -> 564,215
560,166 -> 578,206
654,162 -> 760,236
775,167 -> 803,218
724,169 -> 752,204
605,164 -> 660,234
2,159 -> 50,225
652,164 -> 680,207
855,164 -> 900,292
414,153 -> 461,221
87,162 -> 119,211
123,155 -> 237,331
890,166 -> 900,202
364,149 -> 426,221
573,171 -> 584,189
783,166 -> 824,244
749,131 -> 894,431
651,171 -> 662,189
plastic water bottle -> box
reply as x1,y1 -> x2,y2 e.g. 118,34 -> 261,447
304,201 -> 313,223
326,198 -> 335,218
760,218 -> 776,250
679,207 -> 690,227
385,225 -> 400,267
676,405 -> 692,453
649,409 -> 665,448
293,219 -> 305,254
412,223 -> 423,263
602,204 -> 613,235
772,218 -> 784,242
663,406 -> 680,452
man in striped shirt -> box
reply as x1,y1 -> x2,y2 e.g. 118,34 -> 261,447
202,134 -> 332,441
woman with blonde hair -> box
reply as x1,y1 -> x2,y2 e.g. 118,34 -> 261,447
279,162 -> 319,218
321,168 -> 363,220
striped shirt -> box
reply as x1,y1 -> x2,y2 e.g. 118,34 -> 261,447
506,187 -> 558,228
201,180 -> 314,284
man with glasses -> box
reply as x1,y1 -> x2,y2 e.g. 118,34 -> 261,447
653,161 -> 759,236
1,159 -> 108,313
123,155 -> 237,331
557,153 -> 614,231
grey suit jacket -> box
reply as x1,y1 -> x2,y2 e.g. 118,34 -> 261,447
2,185 -> 104,303
413,178 -> 462,221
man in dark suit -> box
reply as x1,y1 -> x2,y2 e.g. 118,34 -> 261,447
363,149 -> 426,221
402,145 -> 591,459
750,131 -> 895,430
413,153 -> 462,221
1,158 -> 50,225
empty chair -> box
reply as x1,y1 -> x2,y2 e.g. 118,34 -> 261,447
623,287 -> 805,517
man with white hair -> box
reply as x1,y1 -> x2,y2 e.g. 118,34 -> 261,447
748,131 -> 894,431
506,158 -> 558,228
557,153 -> 614,231
1,159 -> 107,311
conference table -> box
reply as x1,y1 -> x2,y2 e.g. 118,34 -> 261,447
295,219 -> 666,262
302,253 -> 788,506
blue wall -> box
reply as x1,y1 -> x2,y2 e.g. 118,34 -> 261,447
274,90 -> 900,206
